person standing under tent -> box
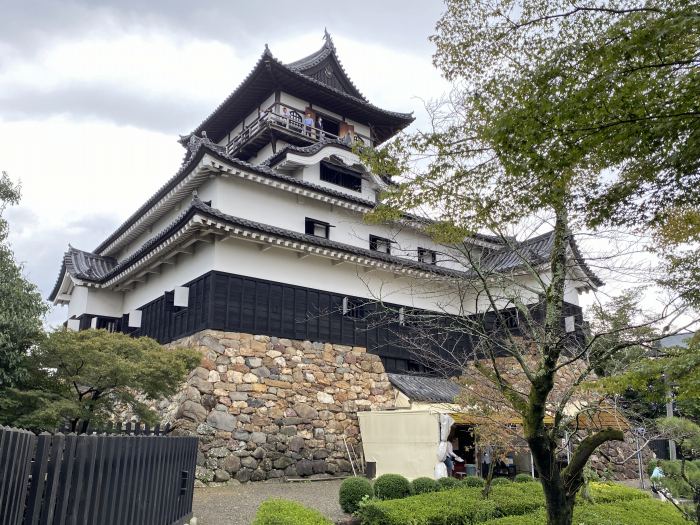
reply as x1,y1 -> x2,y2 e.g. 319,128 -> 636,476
445,439 -> 464,477
482,445 -> 493,479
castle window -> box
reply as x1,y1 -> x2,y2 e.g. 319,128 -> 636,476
417,247 -> 437,265
369,235 -> 392,254
502,309 -> 519,329
342,297 -> 366,320
320,161 -> 362,192
305,217 -> 332,239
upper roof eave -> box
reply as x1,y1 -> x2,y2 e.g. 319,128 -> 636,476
188,46 -> 414,146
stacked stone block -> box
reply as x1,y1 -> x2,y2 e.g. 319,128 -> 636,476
163,330 -> 394,483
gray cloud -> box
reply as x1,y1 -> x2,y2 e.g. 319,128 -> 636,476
7,210 -> 121,327
1,1 -> 444,132
2,1 -> 444,60
0,84 -> 210,134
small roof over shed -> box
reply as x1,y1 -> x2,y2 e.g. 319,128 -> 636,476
387,373 -> 462,403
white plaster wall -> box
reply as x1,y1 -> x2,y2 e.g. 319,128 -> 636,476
213,237 -> 469,314
121,242 -> 216,312
211,176 -> 472,272
280,93 -> 309,114
85,288 -> 124,317
68,285 -> 89,318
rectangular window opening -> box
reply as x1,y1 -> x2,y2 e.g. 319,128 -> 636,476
305,217 -> 332,239
369,235 -> 392,255
320,162 -> 362,192
417,247 -> 437,265
342,297 -> 366,320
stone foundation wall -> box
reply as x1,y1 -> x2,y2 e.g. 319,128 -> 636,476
161,330 -> 394,483
159,330 -> 648,484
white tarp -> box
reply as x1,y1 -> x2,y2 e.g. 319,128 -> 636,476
435,413 -> 455,478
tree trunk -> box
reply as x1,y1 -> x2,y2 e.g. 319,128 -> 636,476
543,483 -> 575,525
528,437 -> 575,525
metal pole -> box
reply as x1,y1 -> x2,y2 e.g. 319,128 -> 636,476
635,432 -> 645,490
530,451 -> 535,478
666,394 -> 677,460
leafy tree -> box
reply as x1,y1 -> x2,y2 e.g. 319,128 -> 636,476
0,171 -> 48,387
602,333 -> 700,423
358,2 -> 697,524
0,329 -> 201,432
653,417 -> 700,524
432,0 -> 699,306
587,289 -> 658,377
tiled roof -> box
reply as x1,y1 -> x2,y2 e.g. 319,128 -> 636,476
261,138 -> 352,167
286,31 -> 367,101
52,195 -> 603,302
49,246 -> 116,301
387,373 -> 462,403
93,137 -> 377,256
480,231 -> 604,287
49,197 -> 472,301
188,41 -> 414,145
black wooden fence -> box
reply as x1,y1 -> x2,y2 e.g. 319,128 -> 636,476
0,426 -> 198,525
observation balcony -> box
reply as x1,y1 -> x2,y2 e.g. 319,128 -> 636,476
225,103 -> 371,161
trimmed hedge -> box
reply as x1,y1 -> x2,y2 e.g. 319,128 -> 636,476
490,477 -> 512,486
482,498 -> 687,525
355,481 -> 651,525
514,473 -> 533,483
252,499 -> 333,525
339,477 -> 374,514
374,474 -> 412,500
463,476 -> 486,487
356,483 -> 544,525
412,477 -> 439,495
586,482 -> 649,504
437,477 -> 462,490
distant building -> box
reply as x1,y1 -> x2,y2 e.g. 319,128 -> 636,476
49,34 -> 601,482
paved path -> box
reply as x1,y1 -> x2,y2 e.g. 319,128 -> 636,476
192,479 -> 345,525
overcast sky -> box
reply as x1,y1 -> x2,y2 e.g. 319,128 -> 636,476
1,1 -> 450,326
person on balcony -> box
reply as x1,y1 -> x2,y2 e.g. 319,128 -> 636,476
317,116 -> 325,139
304,113 -> 315,137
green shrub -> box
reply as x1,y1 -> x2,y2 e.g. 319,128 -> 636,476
490,477 -> 512,486
412,477 -> 439,495
356,486 -> 497,525
356,480 -> 652,525
437,477 -> 461,490
462,475 -> 485,487
514,473 -> 533,483
587,481 -> 649,503
252,499 -> 332,525
339,476 -> 374,514
483,497 -> 687,524
655,459 -> 700,499
373,473 -> 412,500
356,483 -> 544,525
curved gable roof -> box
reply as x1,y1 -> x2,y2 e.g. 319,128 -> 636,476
187,34 -> 414,146
287,31 -> 367,101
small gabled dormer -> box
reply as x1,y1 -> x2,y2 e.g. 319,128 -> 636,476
262,141 -> 386,203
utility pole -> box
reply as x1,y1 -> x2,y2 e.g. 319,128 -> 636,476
666,394 -> 677,460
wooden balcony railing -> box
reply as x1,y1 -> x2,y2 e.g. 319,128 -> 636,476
226,103 -> 370,156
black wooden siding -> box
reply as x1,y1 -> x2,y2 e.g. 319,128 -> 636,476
90,270 -> 584,373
